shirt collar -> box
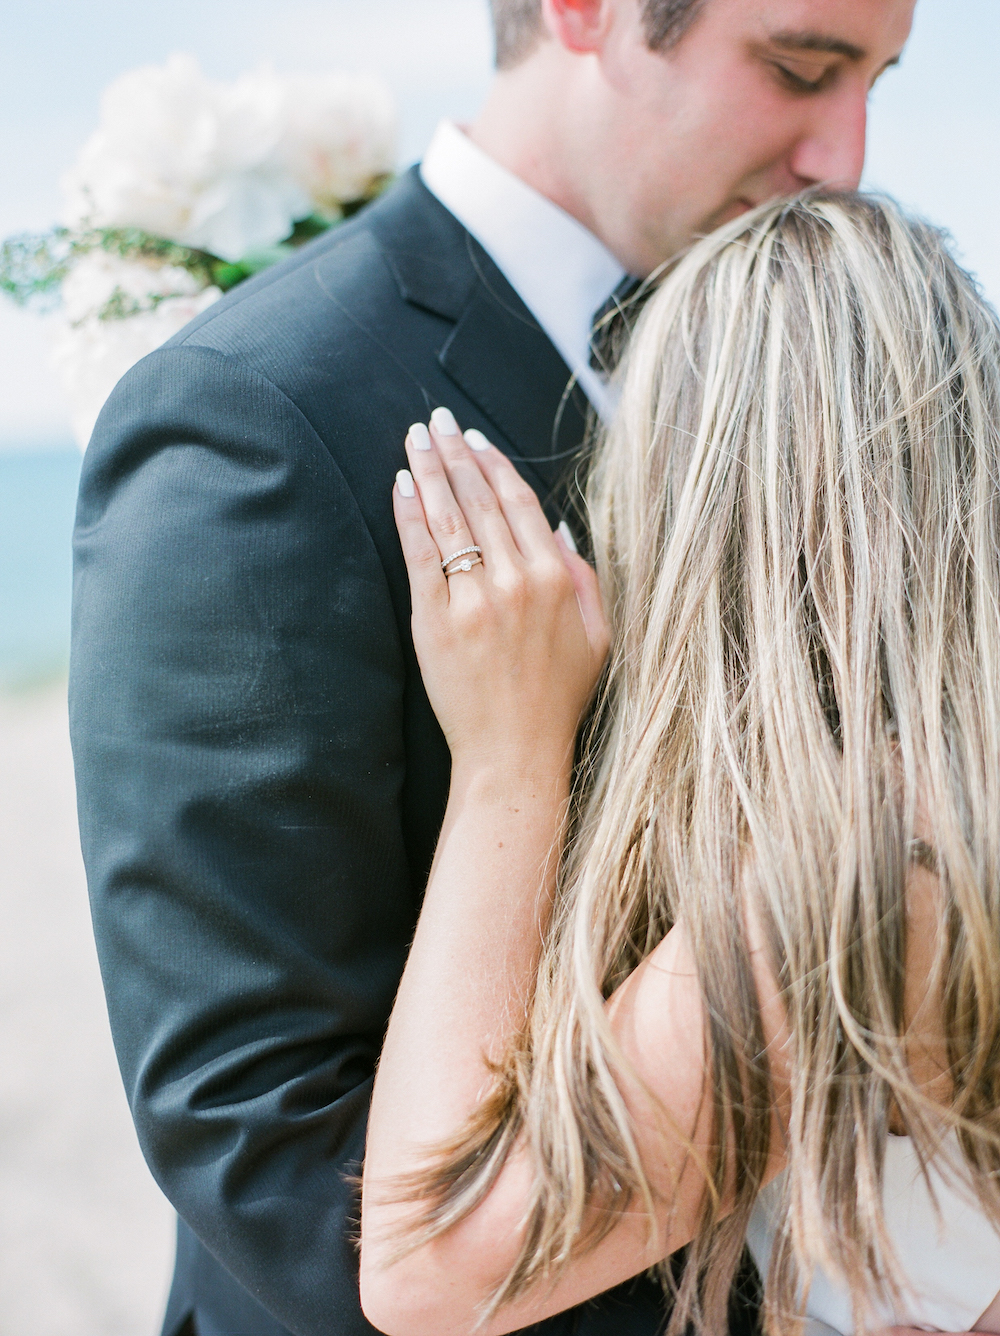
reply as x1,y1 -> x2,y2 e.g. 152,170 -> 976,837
420,120 -> 625,421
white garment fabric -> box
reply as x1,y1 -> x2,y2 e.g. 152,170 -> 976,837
420,120 -> 625,421
747,1132 -> 1000,1333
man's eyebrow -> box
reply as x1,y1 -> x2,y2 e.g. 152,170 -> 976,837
768,30 -> 868,62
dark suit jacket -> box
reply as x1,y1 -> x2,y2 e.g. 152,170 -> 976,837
71,168 -> 758,1336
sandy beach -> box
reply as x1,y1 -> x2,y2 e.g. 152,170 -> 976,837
0,682 -> 175,1335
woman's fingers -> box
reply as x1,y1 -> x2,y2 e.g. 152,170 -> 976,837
393,469 -> 449,611
397,416 -> 605,669
404,422 -> 479,570
405,411 -> 557,570
426,410 -> 520,568
459,428 -> 563,563
554,527 -> 611,668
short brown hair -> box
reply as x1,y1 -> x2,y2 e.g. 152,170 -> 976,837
489,0 -> 706,70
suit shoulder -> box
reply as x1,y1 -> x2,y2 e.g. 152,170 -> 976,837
174,226 -> 397,369
164,168 -> 463,374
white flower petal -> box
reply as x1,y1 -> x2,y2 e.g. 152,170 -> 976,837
184,173 -> 310,261
53,254 -> 221,448
61,55 -> 397,261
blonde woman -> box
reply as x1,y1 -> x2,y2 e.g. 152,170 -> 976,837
359,195 -> 1000,1336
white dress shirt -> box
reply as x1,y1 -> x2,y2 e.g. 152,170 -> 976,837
420,120 -> 625,421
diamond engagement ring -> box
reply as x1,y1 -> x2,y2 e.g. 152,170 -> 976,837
444,555 -> 484,577
440,546 -> 482,573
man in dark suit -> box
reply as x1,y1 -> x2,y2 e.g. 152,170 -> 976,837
70,1 -> 914,1333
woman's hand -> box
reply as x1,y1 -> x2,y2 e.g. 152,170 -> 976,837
393,410 -> 609,777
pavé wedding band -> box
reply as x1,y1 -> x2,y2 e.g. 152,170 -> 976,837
440,546 -> 482,572
445,556 -> 484,577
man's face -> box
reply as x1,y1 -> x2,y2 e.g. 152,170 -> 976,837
581,0 -> 917,273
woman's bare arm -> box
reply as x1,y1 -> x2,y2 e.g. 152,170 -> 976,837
359,417 -> 788,1336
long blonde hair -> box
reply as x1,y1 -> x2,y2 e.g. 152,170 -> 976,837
409,194 -> 1000,1333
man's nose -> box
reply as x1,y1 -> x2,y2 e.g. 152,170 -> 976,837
789,88 -> 869,191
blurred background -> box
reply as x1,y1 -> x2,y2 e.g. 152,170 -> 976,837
0,1 -> 997,1332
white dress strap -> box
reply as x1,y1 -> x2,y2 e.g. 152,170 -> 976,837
746,1133 -> 1000,1334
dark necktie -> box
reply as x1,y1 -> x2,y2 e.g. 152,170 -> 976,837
589,275 -> 646,375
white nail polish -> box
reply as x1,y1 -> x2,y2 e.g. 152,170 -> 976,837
464,429 -> 491,452
396,469 -> 415,498
431,407 -> 459,436
409,423 -> 432,451
558,521 -> 578,555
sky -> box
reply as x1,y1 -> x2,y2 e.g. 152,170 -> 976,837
0,0 -> 997,449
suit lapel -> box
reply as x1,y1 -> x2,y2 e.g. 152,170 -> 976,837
372,169 -> 592,507
437,275 -> 591,502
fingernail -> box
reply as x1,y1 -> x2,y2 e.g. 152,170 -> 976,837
464,429 -> 491,452
396,469 -> 415,498
431,407 -> 459,436
409,422 -> 432,451
558,521 -> 578,555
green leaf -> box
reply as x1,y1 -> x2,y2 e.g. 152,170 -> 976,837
1,171 -> 398,313
236,244 -> 296,275
289,214 -> 336,243
0,229 -> 74,309
209,261 -> 247,291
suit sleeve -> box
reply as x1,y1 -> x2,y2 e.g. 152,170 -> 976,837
70,344 -> 414,1336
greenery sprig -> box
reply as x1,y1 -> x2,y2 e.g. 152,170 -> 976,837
0,192 -> 390,320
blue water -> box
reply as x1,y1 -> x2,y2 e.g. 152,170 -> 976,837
0,446 -> 82,689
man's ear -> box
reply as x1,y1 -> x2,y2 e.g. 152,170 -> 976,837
540,0 -> 613,54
